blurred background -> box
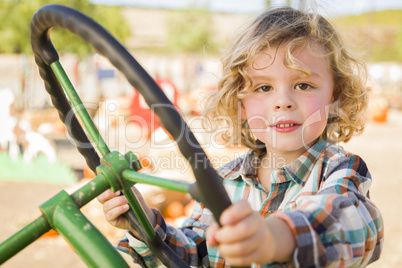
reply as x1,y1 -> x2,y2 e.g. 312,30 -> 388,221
0,0 -> 401,267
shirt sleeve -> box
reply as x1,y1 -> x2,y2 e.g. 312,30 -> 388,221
271,154 -> 384,267
116,204 -> 211,267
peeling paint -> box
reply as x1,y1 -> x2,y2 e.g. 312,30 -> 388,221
83,223 -> 91,231
90,181 -> 96,191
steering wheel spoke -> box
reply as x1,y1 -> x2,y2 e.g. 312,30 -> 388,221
50,60 -> 110,157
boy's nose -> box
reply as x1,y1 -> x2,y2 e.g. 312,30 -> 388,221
273,91 -> 296,111
275,103 -> 294,110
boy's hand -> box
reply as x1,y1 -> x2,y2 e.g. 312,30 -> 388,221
206,200 -> 276,265
97,187 -> 156,237
206,200 -> 295,266
97,189 -> 131,230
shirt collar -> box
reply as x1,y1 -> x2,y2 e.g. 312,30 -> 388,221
219,138 -> 330,186
281,138 -> 329,185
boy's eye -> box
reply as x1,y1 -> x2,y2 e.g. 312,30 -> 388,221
295,83 -> 311,90
255,85 -> 273,92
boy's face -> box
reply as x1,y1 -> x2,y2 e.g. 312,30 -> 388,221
242,43 -> 334,160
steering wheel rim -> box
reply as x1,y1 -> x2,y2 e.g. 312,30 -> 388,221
30,4 -> 232,267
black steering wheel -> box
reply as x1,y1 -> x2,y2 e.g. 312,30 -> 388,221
30,4 -> 232,267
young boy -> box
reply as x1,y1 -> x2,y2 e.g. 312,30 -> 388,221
98,6 -> 383,267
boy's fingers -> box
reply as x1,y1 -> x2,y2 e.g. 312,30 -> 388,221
215,211 -> 260,244
220,200 -> 253,225
105,204 -> 130,222
206,223 -> 220,247
103,195 -> 128,214
217,229 -> 261,258
96,189 -> 112,204
97,189 -> 120,204
220,249 -> 263,267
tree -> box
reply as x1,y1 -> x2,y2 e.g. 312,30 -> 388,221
165,7 -> 216,54
164,7 -> 216,92
0,0 -> 130,56
265,0 -> 291,8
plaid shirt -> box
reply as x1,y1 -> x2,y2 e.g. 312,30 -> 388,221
117,138 -> 383,267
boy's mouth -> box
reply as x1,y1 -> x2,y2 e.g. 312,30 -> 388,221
276,123 -> 296,128
270,120 -> 301,133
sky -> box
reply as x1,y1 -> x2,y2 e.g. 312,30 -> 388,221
90,0 -> 402,17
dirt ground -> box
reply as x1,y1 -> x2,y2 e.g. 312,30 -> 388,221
1,110 -> 401,267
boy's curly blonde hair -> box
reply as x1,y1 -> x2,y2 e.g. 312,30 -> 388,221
206,6 -> 368,148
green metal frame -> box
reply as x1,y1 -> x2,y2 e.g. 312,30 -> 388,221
0,60 -> 193,266
51,61 -> 110,157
